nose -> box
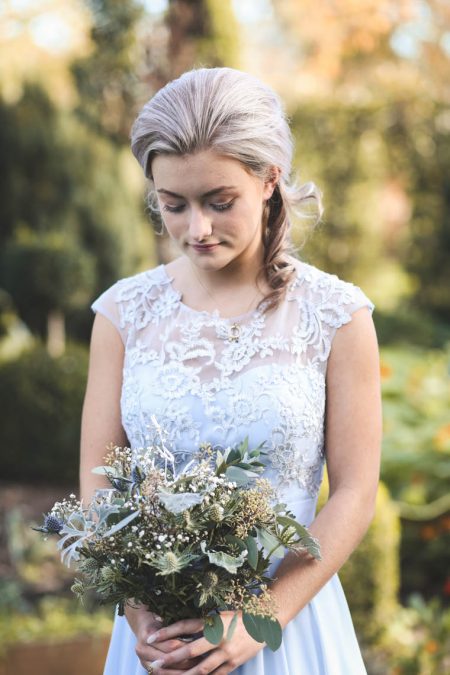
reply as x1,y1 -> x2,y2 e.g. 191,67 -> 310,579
188,206 -> 212,242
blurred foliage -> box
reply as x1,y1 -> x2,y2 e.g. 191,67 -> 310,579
292,96 -> 450,320
71,0 -> 144,144
374,307 -> 450,350
368,594 -> 450,675
271,0 -> 449,100
0,82 -> 149,345
1,232 -> 95,338
0,597 -> 112,655
380,344 -> 450,602
380,345 -> 450,503
318,479 -> 401,646
165,0 -> 240,78
0,343 -> 88,484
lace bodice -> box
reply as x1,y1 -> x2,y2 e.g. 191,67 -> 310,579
91,259 -> 374,504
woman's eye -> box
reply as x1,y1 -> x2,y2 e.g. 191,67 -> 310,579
163,204 -> 185,213
212,201 -> 233,212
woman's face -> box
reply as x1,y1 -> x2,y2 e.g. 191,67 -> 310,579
151,149 -> 277,273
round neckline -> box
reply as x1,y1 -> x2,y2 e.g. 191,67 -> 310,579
160,264 -> 269,323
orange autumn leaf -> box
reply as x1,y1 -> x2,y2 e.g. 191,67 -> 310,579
433,423 -> 450,451
380,361 -> 392,380
424,639 -> 439,654
420,525 -> 437,541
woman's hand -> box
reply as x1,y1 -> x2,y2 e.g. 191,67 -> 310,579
125,603 -> 201,673
144,611 -> 266,674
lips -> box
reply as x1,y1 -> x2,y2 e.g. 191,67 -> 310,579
191,243 -> 221,251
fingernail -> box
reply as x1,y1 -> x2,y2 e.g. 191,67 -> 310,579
154,615 -> 163,622
150,659 -> 164,668
146,633 -> 158,645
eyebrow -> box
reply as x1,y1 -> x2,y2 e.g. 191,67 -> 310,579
156,186 -> 237,199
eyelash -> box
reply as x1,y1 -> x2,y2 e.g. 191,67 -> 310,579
163,201 -> 234,214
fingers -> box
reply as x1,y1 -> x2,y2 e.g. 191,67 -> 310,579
143,663 -> 187,675
149,636 -> 215,670
147,619 -> 204,643
136,639 -> 200,670
176,649 -> 230,674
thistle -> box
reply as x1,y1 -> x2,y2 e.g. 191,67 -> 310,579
32,513 -> 64,534
209,504 -> 224,523
152,550 -> 198,576
71,578 -> 85,599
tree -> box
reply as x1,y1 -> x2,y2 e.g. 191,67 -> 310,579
0,83 -> 146,351
71,0 -> 145,145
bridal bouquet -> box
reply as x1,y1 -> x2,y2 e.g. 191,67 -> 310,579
34,423 -> 321,651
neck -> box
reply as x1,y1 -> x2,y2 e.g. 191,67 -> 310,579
190,250 -> 266,294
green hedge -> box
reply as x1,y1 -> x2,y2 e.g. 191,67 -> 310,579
318,476 -> 401,645
0,342 -> 88,485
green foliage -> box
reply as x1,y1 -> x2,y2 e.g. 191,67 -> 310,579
71,0 -> 144,144
0,342 -> 88,484
0,82 -> 151,343
291,97 -> 450,319
318,478 -> 401,645
369,595 -> 450,675
374,307 -> 450,349
1,232 -> 95,336
380,345 -> 450,504
197,0 -> 240,67
393,101 -> 450,322
380,343 -> 450,601
0,597 -> 113,654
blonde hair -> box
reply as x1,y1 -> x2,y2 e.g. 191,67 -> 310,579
131,67 -> 323,310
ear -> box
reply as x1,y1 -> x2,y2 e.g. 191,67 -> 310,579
263,166 -> 281,200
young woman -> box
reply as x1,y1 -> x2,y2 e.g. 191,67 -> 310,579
81,67 -> 382,675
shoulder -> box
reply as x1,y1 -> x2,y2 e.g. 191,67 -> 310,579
91,265 -> 180,334
285,258 -> 376,364
289,257 -> 375,327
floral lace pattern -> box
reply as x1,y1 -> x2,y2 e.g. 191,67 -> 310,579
91,260 -> 374,499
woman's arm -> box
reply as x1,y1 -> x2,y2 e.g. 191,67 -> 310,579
80,312 -> 199,671
141,306 -> 382,675
79,313 -> 127,504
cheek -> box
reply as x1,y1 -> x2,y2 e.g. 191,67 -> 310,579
161,215 -> 184,239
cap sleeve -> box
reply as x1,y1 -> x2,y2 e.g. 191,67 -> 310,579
342,285 -> 375,321
91,282 -> 127,345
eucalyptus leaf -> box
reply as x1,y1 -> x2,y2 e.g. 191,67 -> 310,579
157,489 -> 204,514
91,466 -> 122,478
200,542 -> 247,573
226,612 -> 239,641
103,509 -> 140,536
204,613 -> 224,645
242,614 -> 282,651
276,516 -> 321,560
259,617 -> 282,652
225,466 -> 260,486
224,534 -> 247,552
244,535 -> 259,570
242,612 -> 264,643
256,527 -> 285,558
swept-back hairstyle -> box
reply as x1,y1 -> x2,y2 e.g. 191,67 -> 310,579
131,67 -> 323,310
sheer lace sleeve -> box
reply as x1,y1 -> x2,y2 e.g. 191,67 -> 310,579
293,264 -> 375,367
91,282 -> 127,345
324,280 -> 375,360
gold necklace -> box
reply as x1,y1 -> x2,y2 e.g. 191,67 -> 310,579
190,265 -> 262,343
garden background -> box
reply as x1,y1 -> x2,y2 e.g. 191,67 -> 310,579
0,1 -> 449,673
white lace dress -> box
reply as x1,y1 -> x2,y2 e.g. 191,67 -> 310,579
91,258 -> 374,675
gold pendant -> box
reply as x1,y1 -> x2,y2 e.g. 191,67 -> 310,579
229,323 -> 241,342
